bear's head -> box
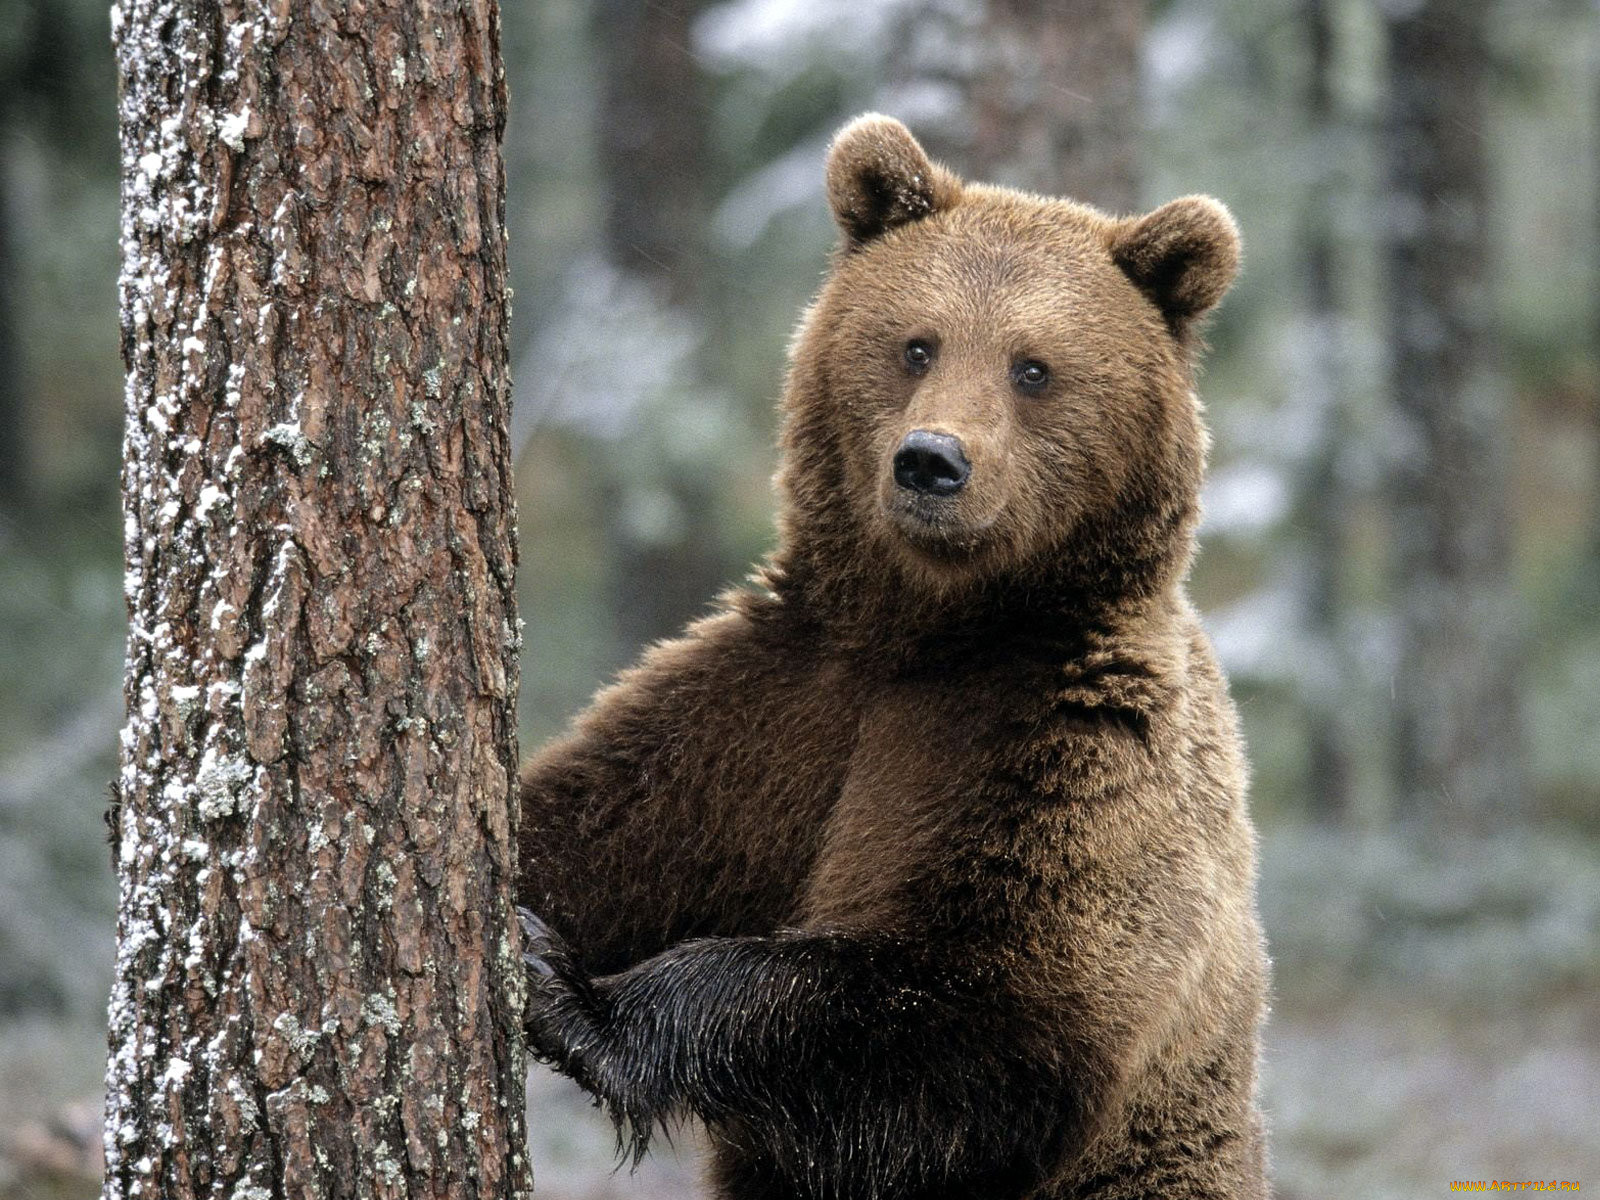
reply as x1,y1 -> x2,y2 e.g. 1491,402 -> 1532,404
773,114 -> 1239,625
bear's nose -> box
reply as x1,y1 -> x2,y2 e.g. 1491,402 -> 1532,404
893,430 -> 970,497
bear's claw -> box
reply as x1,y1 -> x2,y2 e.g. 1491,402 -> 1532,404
516,907 -> 609,1068
517,908 -> 561,978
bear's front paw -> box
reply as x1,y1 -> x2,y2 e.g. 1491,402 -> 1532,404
516,910 -> 659,1157
517,909 -> 609,1084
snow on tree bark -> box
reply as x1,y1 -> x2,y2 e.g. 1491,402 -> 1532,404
104,0 -> 531,1196
1381,0 -> 1526,825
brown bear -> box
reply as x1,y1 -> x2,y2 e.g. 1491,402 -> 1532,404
517,113 -> 1268,1200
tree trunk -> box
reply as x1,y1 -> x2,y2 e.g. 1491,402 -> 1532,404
104,0 -> 532,1196
1593,36 -> 1600,579
595,0 -> 707,308
1381,0 -> 1525,826
970,0 -> 1144,213
593,0 -> 726,653
0,135 -> 29,516
1296,0 -> 1353,821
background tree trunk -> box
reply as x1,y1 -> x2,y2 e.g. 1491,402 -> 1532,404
0,136 -> 29,517
1381,0 -> 1525,827
593,0 -> 726,654
104,0 -> 533,1196
1295,0 -> 1354,821
1593,34 -> 1600,581
970,0 -> 1144,212
595,0 -> 707,305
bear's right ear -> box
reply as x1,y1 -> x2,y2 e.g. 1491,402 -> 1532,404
825,114 -> 961,248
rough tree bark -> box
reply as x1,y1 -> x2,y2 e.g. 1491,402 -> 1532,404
104,0 -> 532,1196
1381,0 -> 1526,826
969,0 -> 1143,212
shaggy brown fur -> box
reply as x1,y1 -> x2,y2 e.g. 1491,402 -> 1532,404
518,114 -> 1268,1200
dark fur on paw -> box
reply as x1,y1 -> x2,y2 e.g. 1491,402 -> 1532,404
517,908 -> 607,1067
516,909 -> 657,1162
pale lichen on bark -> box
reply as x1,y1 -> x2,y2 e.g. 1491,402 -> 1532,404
105,0 -> 531,1195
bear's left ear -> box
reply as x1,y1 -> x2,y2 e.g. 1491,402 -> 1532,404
1110,196 -> 1240,341
825,114 -> 961,248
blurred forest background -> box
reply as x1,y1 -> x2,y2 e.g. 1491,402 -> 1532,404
1,0 -> 1598,1196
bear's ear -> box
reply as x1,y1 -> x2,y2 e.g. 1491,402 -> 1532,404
1110,196 -> 1240,340
825,114 -> 961,248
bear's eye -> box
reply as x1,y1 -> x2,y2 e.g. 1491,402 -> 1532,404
904,340 -> 935,373
1012,360 -> 1051,393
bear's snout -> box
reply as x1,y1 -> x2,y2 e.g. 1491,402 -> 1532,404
892,430 -> 970,497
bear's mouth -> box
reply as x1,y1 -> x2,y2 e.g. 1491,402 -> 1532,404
883,492 -> 996,557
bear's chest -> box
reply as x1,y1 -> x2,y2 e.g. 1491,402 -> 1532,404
799,673 -> 1081,937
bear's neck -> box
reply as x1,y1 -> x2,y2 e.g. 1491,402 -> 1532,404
763,499 -> 1197,662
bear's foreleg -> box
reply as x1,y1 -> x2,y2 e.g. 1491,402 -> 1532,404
518,612 -> 860,978
519,911 -> 1077,1199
